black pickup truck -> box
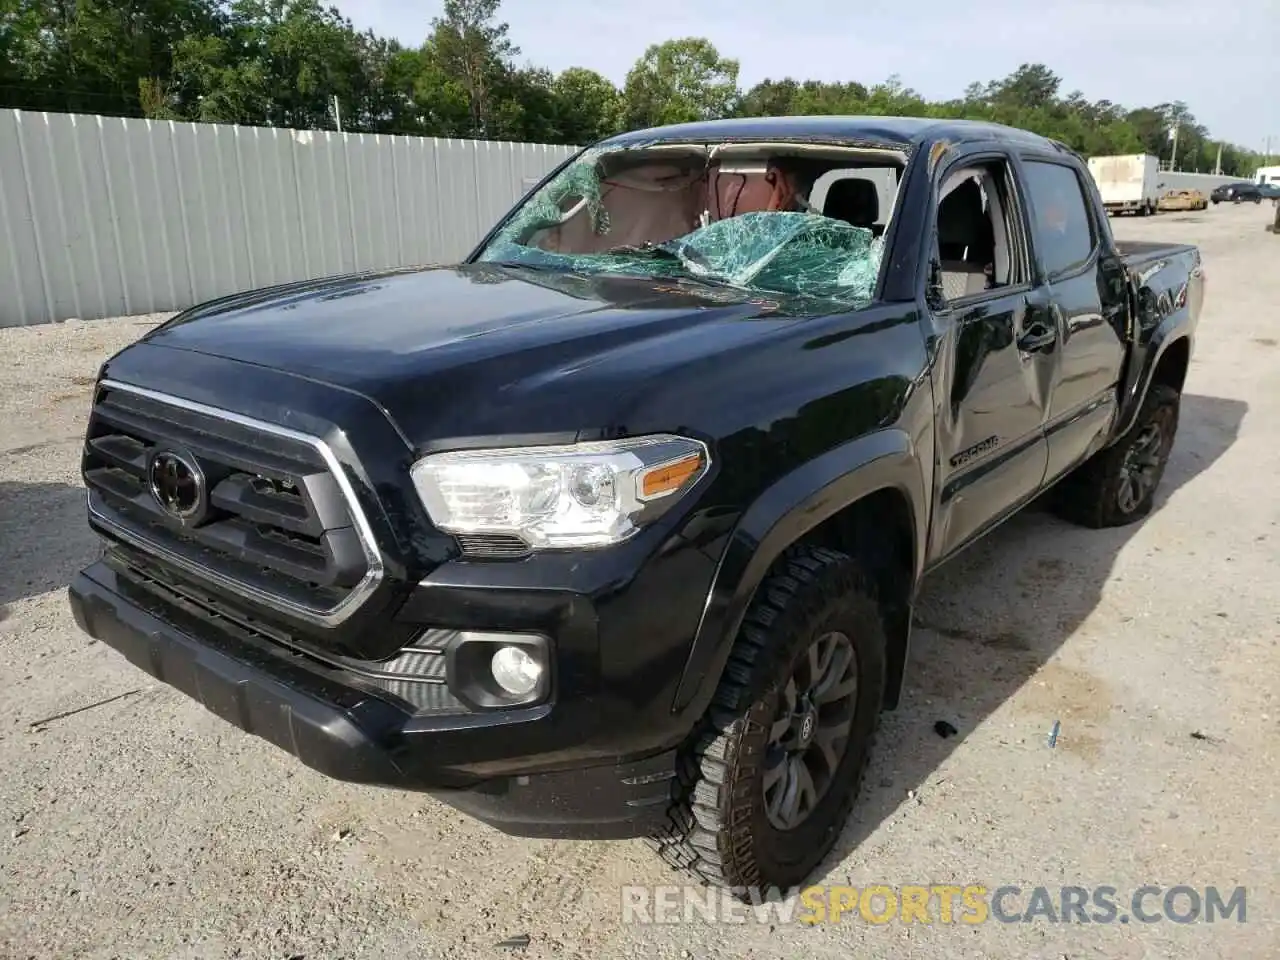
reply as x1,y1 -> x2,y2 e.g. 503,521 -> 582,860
68,116 -> 1204,896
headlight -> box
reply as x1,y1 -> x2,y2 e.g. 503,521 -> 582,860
410,434 -> 710,549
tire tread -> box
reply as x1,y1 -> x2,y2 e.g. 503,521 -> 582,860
646,545 -> 882,893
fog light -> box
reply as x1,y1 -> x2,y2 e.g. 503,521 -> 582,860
490,645 -> 543,697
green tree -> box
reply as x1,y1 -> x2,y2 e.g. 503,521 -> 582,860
986,63 -> 1060,111
793,81 -> 870,116
428,0 -> 518,137
350,34 -> 421,133
863,75 -> 928,116
622,37 -> 739,128
490,65 -> 560,142
409,48 -> 473,136
172,33 -> 267,123
737,79 -> 873,117
0,9 -> 1263,172
737,78 -> 800,116
1,0 -> 222,115
173,1 -> 364,128
552,67 -> 622,144
0,1 -> 51,107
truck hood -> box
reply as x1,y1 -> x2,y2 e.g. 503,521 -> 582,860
140,264 -> 801,446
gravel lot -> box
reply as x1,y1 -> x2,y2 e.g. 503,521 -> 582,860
2,203 -> 1278,959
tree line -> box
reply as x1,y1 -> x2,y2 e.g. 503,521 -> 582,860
0,0 -> 1262,177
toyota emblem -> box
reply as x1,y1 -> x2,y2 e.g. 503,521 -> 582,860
148,450 -> 205,520
799,712 -> 816,745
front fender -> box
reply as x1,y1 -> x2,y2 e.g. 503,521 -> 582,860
669,427 -> 928,719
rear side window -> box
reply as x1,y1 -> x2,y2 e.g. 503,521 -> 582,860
1022,161 -> 1095,278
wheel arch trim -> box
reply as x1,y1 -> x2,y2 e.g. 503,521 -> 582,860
670,428 -> 928,719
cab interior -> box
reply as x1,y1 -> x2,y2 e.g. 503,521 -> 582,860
525,144 -> 907,255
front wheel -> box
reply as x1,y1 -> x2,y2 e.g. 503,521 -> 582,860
648,546 -> 886,895
1052,384 -> 1180,528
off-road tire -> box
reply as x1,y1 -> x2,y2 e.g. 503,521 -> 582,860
647,545 -> 886,897
1052,384 -> 1180,528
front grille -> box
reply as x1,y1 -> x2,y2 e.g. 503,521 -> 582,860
83,380 -> 382,627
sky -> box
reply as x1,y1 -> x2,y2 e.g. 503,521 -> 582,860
334,0 -> 1279,151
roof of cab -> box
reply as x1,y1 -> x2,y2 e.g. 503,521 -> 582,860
600,115 -> 1061,152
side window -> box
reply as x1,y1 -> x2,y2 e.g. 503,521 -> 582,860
1021,160 -> 1095,278
932,160 -> 1023,305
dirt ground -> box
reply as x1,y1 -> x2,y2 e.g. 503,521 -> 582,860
1,202 -> 1278,959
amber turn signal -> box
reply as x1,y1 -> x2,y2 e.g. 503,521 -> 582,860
640,453 -> 704,499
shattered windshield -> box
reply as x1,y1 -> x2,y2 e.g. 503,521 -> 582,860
475,145 -> 887,306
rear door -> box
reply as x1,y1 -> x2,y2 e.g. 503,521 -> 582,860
1015,155 -> 1128,481
925,151 -> 1055,562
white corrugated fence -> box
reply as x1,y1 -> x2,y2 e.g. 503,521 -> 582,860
0,109 -> 578,327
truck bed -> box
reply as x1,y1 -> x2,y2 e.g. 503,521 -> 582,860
1114,240 -> 1199,266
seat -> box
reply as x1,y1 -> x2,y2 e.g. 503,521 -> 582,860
823,178 -> 883,235
937,178 -> 995,301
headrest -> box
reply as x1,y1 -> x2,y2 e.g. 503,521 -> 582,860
824,178 -> 880,227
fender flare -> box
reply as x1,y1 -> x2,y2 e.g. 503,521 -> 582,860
670,427 -> 928,719
1115,322 -> 1195,440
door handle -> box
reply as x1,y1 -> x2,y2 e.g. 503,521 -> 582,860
1017,321 -> 1058,354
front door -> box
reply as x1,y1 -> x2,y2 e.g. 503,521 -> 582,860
925,157 -> 1055,562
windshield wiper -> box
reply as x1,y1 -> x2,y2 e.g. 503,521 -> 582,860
490,260 -> 571,274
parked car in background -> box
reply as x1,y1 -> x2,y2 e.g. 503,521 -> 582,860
1211,182 -> 1262,204
1256,182 -> 1280,202
1158,189 -> 1208,212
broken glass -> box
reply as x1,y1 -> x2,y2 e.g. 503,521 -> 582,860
663,212 -> 883,304
477,147 -> 884,307
497,147 -> 614,241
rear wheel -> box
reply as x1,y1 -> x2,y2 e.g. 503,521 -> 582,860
648,546 -> 886,896
1052,384 -> 1180,528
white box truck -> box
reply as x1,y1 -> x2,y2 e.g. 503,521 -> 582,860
1087,154 -> 1162,216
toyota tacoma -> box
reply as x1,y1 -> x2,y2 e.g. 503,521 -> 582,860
68,116 -> 1204,895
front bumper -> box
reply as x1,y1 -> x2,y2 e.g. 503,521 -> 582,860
68,563 -> 677,839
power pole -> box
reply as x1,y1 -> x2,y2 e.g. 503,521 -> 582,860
332,95 -> 343,133
1214,142 -> 1223,176
1169,123 -> 1179,171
